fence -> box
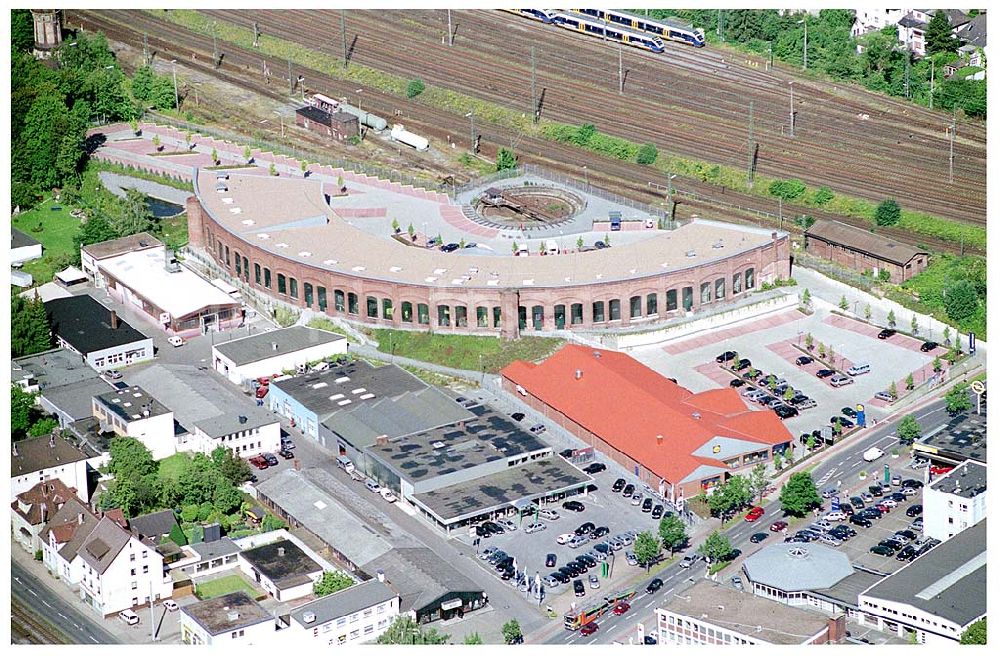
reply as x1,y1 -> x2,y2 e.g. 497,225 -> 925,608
144,112 -> 445,192
793,250 -> 875,291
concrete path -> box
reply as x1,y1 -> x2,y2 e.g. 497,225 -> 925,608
97,171 -> 191,206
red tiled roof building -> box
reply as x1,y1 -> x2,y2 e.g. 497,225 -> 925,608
501,345 -> 793,504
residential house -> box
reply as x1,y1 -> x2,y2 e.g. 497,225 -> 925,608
182,408 -> 281,457
11,228 -> 43,265
40,498 -> 100,585
851,9 -> 908,38
954,12 -> 986,49
11,479 -> 78,554
128,509 -> 180,543
286,579 -> 400,646
169,538 -> 242,578
898,12 -> 930,57
44,295 -> 154,371
11,432 -> 92,502
238,538 -> 324,602
179,592 -> 276,645
92,386 -> 176,460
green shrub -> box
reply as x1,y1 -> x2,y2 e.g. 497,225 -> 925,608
406,79 -> 426,99
168,523 -> 189,546
198,501 -> 213,522
812,186 -> 834,205
875,198 -> 901,226
768,179 -> 807,200
181,504 -> 199,523
636,142 -> 659,165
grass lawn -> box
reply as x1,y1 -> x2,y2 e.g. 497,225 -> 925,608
305,317 -> 347,337
368,329 -> 563,373
158,453 -> 192,480
157,212 -> 189,252
194,574 -> 260,600
12,198 -> 84,284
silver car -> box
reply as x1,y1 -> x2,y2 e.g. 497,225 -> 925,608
524,522 -> 547,534
543,575 -> 561,588
625,551 -> 638,566
568,534 -> 590,549
497,519 -> 518,532
818,533 -> 842,546
608,538 -> 625,552
478,546 -> 500,561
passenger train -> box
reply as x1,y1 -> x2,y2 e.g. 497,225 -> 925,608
503,9 -> 704,50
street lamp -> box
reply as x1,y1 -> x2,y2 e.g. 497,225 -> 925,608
355,88 -> 363,114
798,18 -> 808,70
170,59 -> 179,110
582,165 -> 588,186
273,110 -> 284,137
465,112 -> 475,153
788,81 -> 796,139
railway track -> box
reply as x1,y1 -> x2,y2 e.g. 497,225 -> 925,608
69,10 -> 982,256
200,8 -> 985,225
11,597 -> 71,644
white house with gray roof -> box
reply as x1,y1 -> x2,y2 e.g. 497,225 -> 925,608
922,459 -> 986,541
92,385 -> 175,460
180,591 -> 276,645
286,579 -> 400,646
184,408 -> 281,457
741,542 -> 855,612
212,326 -> 347,385
858,520 -> 986,644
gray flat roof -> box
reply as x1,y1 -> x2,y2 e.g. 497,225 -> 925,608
664,580 -> 835,644
13,227 -> 41,249
363,547 -> 483,614
322,386 -> 472,450
13,348 -> 102,389
194,407 -> 279,438
189,538 -> 240,562
742,543 -> 854,592
181,592 -> 272,636
367,405 -> 549,485
271,361 -> 427,418
11,433 -> 91,477
411,459 -> 591,524
94,385 -> 170,422
42,379 -> 117,423
290,579 -> 397,628
812,569 -> 886,608
239,539 -> 322,589
914,413 -> 986,464
928,460 -> 986,499
861,520 -> 986,627
213,326 -> 345,366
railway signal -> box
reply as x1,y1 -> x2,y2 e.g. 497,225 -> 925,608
252,21 -> 260,48
949,109 -> 956,184
746,101 -> 755,187
788,81 -> 796,139
341,10 -> 348,68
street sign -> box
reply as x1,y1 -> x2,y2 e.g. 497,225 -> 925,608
969,332 -> 976,355
883,464 -> 890,485
831,496 -> 841,512
971,380 -> 985,395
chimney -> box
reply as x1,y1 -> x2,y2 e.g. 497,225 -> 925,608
574,369 -> 583,380
238,415 -> 248,425
40,502 -> 48,522
49,434 -> 56,448
227,610 -> 239,622
376,569 -> 385,583
656,434 -> 663,445
78,513 -> 85,525
272,342 -> 279,351
12,443 -> 17,457
110,311 -> 119,330
278,546 -> 285,556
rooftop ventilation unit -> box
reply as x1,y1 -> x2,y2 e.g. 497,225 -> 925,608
685,250 -> 697,258
575,369 -> 583,380
432,441 -> 447,449
692,412 -> 701,420
335,377 -> 350,384
303,612 -> 316,624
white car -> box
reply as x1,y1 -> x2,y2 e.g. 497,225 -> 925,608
625,551 -> 639,566
524,522 -> 547,534
880,498 -> 898,508
380,488 -> 398,503
824,512 -> 847,522
497,519 -> 517,532
538,508 -> 560,521
557,533 -> 575,545
589,574 -> 600,589
365,480 -> 381,494
118,609 -> 140,625
162,600 -> 179,612
167,335 -> 185,347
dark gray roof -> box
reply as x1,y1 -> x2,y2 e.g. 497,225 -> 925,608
181,592 -> 273,636
39,498 -> 99,562
811,569 -> 885,608
239,539 -> 323,589
255,469 -> 393,568
742,543 -> 854,592
271,361 -> 426,418
957,13 -> 986,48
41,378 -> 117,424
806,221 -> 927,266
44,295 -> 150,356
861,520 -> 986,627
928,460 -> 986,499
290,580 -> 396,628
195,407 -> 279,438
213,326 -> 345,366
411,459 -> 591,524
128,509 -> 177,539
13,348 -> 103,390
363,547 -> 483,614
189,538 -> 240,562
78,517 -> 132,575
11,433 -> 91,477
366,405 -> 548,484
914,413 -> 986,464
323,387 -> 474,450
898,13 -> 927,28
81,232 -> 162,260
94,385 -> 171,422
664,580 -> 835,644
12,227 -> 41,249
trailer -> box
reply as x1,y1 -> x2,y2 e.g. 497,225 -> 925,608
390,124 -> 429,151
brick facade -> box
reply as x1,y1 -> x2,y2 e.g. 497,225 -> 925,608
805,237 -> 927,284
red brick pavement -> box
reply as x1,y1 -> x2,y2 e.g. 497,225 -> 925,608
822,314 -> 944,356
765,339 -> 855,387
662,308 -> 803,355
694,362 -> 739,387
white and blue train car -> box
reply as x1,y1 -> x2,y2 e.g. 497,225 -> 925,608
551,11 -> 665,53
571,8 -> 706,47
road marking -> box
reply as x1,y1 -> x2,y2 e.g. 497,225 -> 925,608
58,613 -> 67,619
587,637 -> 599,645
837,460 -> 845,466
13,577 -> 20,583
26,589 -> 37,597
665,588 -> 674,595
644,599 -> 655,608
89,635 -> 98,642
42,600 -> 52,608
851,461 -> 862,468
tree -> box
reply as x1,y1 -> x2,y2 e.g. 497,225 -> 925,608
806,435 -> 816,452
812,186 -> 834,205
576,236 -> 584,249
377,616 -> 449,644
113,188 -> 155,237
888,381 -> 898,399
943,280 -> 978,322
911,315 -> 919,335
211,148 -> 219,164
748,463 -> 771,502
11,293 -> 53,357
658,516 -> 688,556
29,417 -> 59,437
932,356 -> 942,372
511,241 -> 519,254
407,222 -> 415,237
495,147 -> 517,171
818,343 -> 826,358
925,10 -> 957,55
943,326 -> 951,345
261,513 -> 287,532
838,294 -> 849,311
76,214 -> 119,248
634,531 -> 661,571
636,142 -> 658,165
300,159 -> 309,175
768,178 -> 807,200
887,309 -> 896,328
12,385 -> 37,438
463,633 -> 484,644
905,373 -> 914,390
874,198 -> 901,226
783,447 -> 793,463
801,288 -> 812,308
944,382 -> 972,414
805,332 -> 814,350
784,387 -> 795,401
897,414 -> 922,442
152,134 -> 162,151
405,78 -> 425,99
501,619 -> 523,645
864,304 -> 872,321
779,472 -> 822,517
960,618 -> 986,645
699,530 -> 733,564
269,163 -> 278,176
107,436 -> 157,479
12,9 -> 35,53
243,145 -> 253,163
313,571 -> 354,596
833,417 -> 843,435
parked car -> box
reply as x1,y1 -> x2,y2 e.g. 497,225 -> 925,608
897,546 -> 919,561
562,500 -> 585,512
679,554 -> 699,569
735,358 -> 752,370
745,506 -> 765,522
824,511 -> 847,522
380,488 -> 398,503
529,423 -> 546,434
568,535 -> 590,549
750,532 -> 768,544
901,479 -> 923,489
631,492 -> 643,506
625,551 -> 639,566
118,609 -> 140,625
774,405 -> 799,419
622,484 -> 635,497
611,478 -> 626,492
538,508 -> 560,521
641,498 -> 654,513
589,526 -> 609,539
850,515 -> 872,528
524,522 -> 547,534
879,539 -> 904,551
557,533 -> 576,545
816,369 -> 836,378
278,448 -> 294,460
365,479 -> 381,494
875,390 -> 896,402
575,522 -> 596,536
920,341 -> 938,352
583,462 -> 607,475
589,574 -> 600,589
729,378 -> 745,388
573,580 -> 586,597
167,335 -> 185,347
716,351 -> 738,363
795,355 -> 814,365
906,505 -> 923,517
830,416 -> 855,428
830,375 -> 854,387
646,578 -> 664,594
162,599 -> 179,612
870,545 -> 895,556
651,504 -> 665,519
510,412 -> 526,422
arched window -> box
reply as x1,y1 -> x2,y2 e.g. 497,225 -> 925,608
592,301 -> 605,323
277,274 -> 287,295
518,306 -> 527,330
304,283 -> 314,307
264,268 -> 272,289
554,304 -> 566,329
254,264 -> 261,285
745,268 -> 755,289
570,303 -> 583,325
289,278 -> 298,299
700,282 -> 712,304
348,293 -> 358,315
531,305 -> 544,330
242,256 -> 249,281
335,290 -> 345,312
646,293 -> 658,316
682,287 -> 693,311
476,306 -> 489,328
455,306 -> 468,327
402,302 -> 414,323
732,273 -> 743,294
366,296 -> 378,318
437,305 -> 451,326
629,296 -> 642,319
318,287 -> 327,312
609,299 -> 621,321
382,298 -> 393,320
715,278 -> 725,301
234,251 -> 241,275
666,289 -> 678,312
417,304 -> 429,324
493,307 -> 502,328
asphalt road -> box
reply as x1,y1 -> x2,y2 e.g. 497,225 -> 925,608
547,395 -> 959,644
11,561 -> 120,645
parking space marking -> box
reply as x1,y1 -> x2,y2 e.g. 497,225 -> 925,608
661,309 -> 803,354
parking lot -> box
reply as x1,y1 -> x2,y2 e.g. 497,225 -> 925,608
634,305 -> 940,439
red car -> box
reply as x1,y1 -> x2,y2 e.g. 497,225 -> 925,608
876,503 -> 891,514
248,455 -> 269,470
580,622 -> 599,636
745,506 -> 765,522
255,385 -> 269,399
929,465 -> 954,476
770,520 -> 788,532
612,601 -> 630,616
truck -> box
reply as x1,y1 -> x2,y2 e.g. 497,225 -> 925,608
862,447 -> 884,462
563,589 -> 636,630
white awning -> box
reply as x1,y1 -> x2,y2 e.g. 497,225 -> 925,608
55,266 -> 88,284
440,598 -> 463,611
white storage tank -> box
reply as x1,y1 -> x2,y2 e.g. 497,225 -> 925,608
390,124 -> 429,151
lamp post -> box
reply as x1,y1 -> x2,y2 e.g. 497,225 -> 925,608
798,18 -> 808,70
788,81 -> 795,138
273,111 -> 284,137
170,59 -> 178,110
465,112 -> 475,153
582,165 -> 588,186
